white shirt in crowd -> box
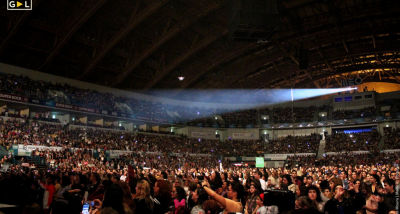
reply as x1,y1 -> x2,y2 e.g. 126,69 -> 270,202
268,176 -> 280,187
256,205 -> 279,214
259,178 -> 267,191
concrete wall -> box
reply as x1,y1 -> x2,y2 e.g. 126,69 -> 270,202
94,119 -> 104,126
139,124 -> 148,131
123,122 -> 133,132
225,128 -> 259,140
333,92 -> 375,111
377,121 -> 400,134
174,127 -> 189,136
159,126 -> 170,133
0,105 -> 6,113
152,125 -> 160,132
78,116 -> 87,124
56,113 -> 70,124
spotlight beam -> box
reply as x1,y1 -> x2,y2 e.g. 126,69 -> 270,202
144,87 -> 356,122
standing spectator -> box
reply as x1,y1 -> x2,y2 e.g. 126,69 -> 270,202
190,188 -> 208,214
255,171 -> 266,191
306,185 -> 324,213
382,179 -> 396,213
324,185 -> 355,214
153,179 -> 172,214
245,184 -> 260,214
281,174 -> 296,193
134,180 -> 154,213
172,186 -> 186,214
202,179 -> 244,213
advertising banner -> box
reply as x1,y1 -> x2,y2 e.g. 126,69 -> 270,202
264,154 -> 288,160
0,93 -> 28,102
256,157 -> 264,168
109,150 -> 133,159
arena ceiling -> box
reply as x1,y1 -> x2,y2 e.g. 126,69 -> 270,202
0,0 -> 399,94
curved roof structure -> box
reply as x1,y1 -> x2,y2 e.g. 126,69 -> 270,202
0,0 -> 398,93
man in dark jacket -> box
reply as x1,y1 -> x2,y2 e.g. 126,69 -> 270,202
381,179 -> 396,214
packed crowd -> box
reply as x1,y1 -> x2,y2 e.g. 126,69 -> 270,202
186,118 -> 221,128
182,104 -> 379,127
0,147 -> 399,214
266,134 -> 321,154
221,110 -> 258,128
5,115 -> 400,157
270,107 -> 317,123
186,105 -> 334,127
0,117 -> 399,213
383,127 -> 400,150
0,73 -> 389,128
325,131 -> 381,152
332,107 -> 377,120
0,73 -> 116,112
286,152 -> 400,167
0,117 -> 326,156
0,73 -> 175,122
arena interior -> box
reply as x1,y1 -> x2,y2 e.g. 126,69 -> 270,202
0,0 -> 399,213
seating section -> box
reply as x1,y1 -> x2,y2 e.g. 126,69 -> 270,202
383,127 -> 400,150
266,134 -> 321,154
325,131 -> 380,152
332,107 -> 376,120
0,72 -> 393,128
0,117 -> 325,156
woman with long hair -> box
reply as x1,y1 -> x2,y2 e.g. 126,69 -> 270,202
243,171 -> 251,188
172,186 -> 186,214
368,174 -> 381,194
89,183 -> 125,214
210,171 -> 223,190
190,187 -> 208,214
281,174 -> 296,193
134,179 -> 154,213
153,179 -> 172,214
306,185 -> 324,213
119,182 -> 134,213
244,183 -> 259,214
